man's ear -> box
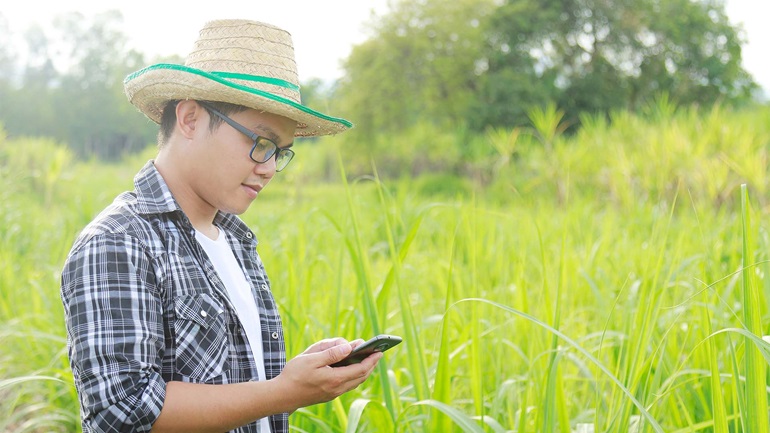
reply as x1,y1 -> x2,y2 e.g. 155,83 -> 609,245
175,100 -> 203,140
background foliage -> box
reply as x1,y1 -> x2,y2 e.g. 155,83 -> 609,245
2,102 -> 770,433
0,0 -> 761,166
2,1 -> 770,432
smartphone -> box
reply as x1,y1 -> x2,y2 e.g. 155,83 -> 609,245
330,334 -> 403,367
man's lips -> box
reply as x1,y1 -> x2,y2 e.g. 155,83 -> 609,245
243,183 -> 263,193
242,183 -> 263,198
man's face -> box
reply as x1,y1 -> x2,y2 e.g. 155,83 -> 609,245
187,104 -> 297,216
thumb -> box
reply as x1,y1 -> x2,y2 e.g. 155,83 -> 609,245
324,342 -> 353,365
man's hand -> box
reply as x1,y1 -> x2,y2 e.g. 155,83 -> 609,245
151,338 -> 382,432
272,337 -> 382,412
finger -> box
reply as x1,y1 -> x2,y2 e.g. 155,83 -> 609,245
359,351 -> 383,373
340,353 -> 383,390
328,341 -> 354,364
303,337 -> 349,355
349,338 -> 365,349
337,351 -> 382,378
306,341 -> 353,366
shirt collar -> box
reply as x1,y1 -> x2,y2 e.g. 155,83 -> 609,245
133,160 -> 258,244
133,160 -> 181,215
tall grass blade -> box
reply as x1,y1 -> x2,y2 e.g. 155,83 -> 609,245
725,335 -> 747,432
528,102 -> 567,151
544,228 -> 570,433
708,328 -> 770,364
668,414 -> 741,433
331,398 -> 348,430
449,298 -> 665,433
374,210 -> 425,322
701,303 -> 728,433
335,154 -> 396,420
372,166 -> 429,406
464,200 -> 485,420
404,400 -> 486,433
739,184 -> 770,433
291,408 -> 336,433
0,375 -> 68,389
430,217 -> 461,432
345,399 -> 394,433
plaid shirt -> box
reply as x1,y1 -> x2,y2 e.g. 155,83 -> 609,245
60,161 -> 287,433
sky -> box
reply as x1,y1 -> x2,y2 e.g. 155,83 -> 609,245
1,0 -> 768,90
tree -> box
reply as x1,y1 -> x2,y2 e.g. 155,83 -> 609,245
476,0 -> 756,128
4,24 -> 61,140
0,15 -> 17,85
0,11 -> 157,159
0,15 -> 19,130
53,10 -> 155,159
337,0 -> 757,137
466,0 -> 563,131
336,0 -> 497,141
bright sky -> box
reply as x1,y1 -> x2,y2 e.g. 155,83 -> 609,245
1,0 -> 768,90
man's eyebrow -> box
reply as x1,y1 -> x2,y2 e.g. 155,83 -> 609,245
254,124 -> 293,147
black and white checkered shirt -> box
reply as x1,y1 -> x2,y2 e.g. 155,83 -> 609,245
60,161 -> 287,433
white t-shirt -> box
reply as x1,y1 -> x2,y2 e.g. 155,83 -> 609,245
195,228 -> 271,433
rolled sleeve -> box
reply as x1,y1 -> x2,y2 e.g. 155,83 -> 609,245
61,233 -> 166,433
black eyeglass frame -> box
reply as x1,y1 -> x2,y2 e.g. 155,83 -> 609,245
198,101 -> 295,172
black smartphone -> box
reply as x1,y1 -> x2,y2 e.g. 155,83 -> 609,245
330,334 -> 403,367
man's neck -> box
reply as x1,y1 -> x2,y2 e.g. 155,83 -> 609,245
154,153 -> 218,237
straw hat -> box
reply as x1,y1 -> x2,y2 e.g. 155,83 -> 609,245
124,19 -> 352,137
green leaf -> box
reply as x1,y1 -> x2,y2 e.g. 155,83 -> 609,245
406,399 -> 486,433
447,298 -> 666,433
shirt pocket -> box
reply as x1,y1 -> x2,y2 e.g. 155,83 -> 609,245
173,293 -> 230,382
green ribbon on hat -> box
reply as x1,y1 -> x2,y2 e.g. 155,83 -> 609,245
125,63 -> 352,127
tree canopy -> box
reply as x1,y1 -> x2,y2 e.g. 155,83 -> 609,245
0,2 -> 760,161
0,11 -> 159,159
337,0 -> 756,138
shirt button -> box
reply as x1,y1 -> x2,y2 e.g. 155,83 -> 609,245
200,310 -> 208,318
271,332 -> 279,340
246,232 -> 253,239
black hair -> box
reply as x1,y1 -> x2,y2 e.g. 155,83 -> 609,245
156,100 -> 248,148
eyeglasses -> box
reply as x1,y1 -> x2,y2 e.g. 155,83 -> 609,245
199,102 -> 295,172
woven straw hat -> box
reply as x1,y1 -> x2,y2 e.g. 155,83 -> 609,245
124,19 -> 351,137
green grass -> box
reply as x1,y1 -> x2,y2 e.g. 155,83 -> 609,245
1,105 -> 769,432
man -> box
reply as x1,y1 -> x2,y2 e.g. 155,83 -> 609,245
60,19 -> 381,433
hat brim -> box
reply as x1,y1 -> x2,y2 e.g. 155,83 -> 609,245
124,63 -> 352,137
